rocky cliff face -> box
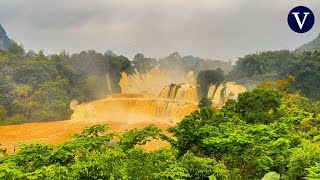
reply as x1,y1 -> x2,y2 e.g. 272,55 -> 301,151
0,24 -> 13,50
159,81 -> 246,107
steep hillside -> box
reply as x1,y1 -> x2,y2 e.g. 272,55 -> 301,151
0,24 -> 13,50
297,33 -> 320,52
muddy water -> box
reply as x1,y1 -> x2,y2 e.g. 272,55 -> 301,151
0,120 -> 173,152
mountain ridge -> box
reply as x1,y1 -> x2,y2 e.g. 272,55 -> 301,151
0,24 -> 13,50
297,33 -> 320,52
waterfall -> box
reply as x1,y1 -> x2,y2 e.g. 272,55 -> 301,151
105,73 -> 112,94
71,94 -> 198,123
159,82 -> 246,108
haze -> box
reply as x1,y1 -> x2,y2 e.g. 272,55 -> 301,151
1,0 -> 319,60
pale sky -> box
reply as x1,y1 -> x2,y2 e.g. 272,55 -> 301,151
0,0 -> 320,60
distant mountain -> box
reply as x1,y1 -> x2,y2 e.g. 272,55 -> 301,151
297,33 -> 320,52
26,49 -> 36,55
0,24 -> 13,50
104,50 -> 117,57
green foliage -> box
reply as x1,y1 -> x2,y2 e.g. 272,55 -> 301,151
229,50 -> 320,101
297,33 -> 320,52
198,97 -> 212,108
235,88 -> 282,124
197,68 -> 225,98
167,86 -> 320,179
133,53 -> 157,73
154,163 -> 190,180
159,52 -> 184,71
183,56 -> 234,75
287,141 -> 320,179
0,49 -> 132,124
30,81 -> 72,121
0,105 -> 8,121
305,163 -> 320,180
8,43 -> 25,56
120,125 -> 162,151
0,124 -> 230,180
179,151 -> 229,180
261,172 -> 280,180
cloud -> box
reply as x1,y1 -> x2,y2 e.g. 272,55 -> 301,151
0,0 -> 319,60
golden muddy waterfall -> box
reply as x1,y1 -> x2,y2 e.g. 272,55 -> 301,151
119,69 -> 195,94
71,69 -> 199,123
71,94 -> 197,124
71,69 -> 246,124
159,82 -> 246,108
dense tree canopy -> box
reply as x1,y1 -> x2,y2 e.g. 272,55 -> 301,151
132,53 -> 157,73
228,50 -> 320,101
166,85 -> 320,179
197,68 -> 225,98
0,45 -> 133,125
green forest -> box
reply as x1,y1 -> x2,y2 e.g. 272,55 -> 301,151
229,50 -> 320,101
1,79 -> 320,179
0,44 -> 132,124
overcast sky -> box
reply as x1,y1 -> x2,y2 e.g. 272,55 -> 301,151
0,0 -> 320,60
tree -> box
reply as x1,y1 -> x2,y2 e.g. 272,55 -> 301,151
228,50 -> 320,101
30,81 -> 72,121
287,141 -> 320,179
119,125 -> 162,151
8,42 -> 25,56
197,68 -> 225,98
166,85 -> 317,179
0,105 -> 8,121
159,52 -> 184,72
198,97 -> 212,108
132,53 -> 157,73
235,88 -> 282,124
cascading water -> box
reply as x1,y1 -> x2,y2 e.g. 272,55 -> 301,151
159,81 -> 246,108
72,68 -> 246,124
71,93 -> 197,123
105,73 -> 112,94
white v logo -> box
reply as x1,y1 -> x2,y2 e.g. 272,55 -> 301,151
292,12 -> 310,29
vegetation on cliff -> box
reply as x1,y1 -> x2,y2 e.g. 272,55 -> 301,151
0,45 -> 131,125
228,50 -> 320,101
197,68 -> 225,98
297,34 -> 320,52
0,24 -> 13,50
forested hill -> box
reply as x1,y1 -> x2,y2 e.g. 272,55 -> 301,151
0,47 -> 132,124
0,24 -> 13,50
228,50 -> 320,101
297,33 -> 320,52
